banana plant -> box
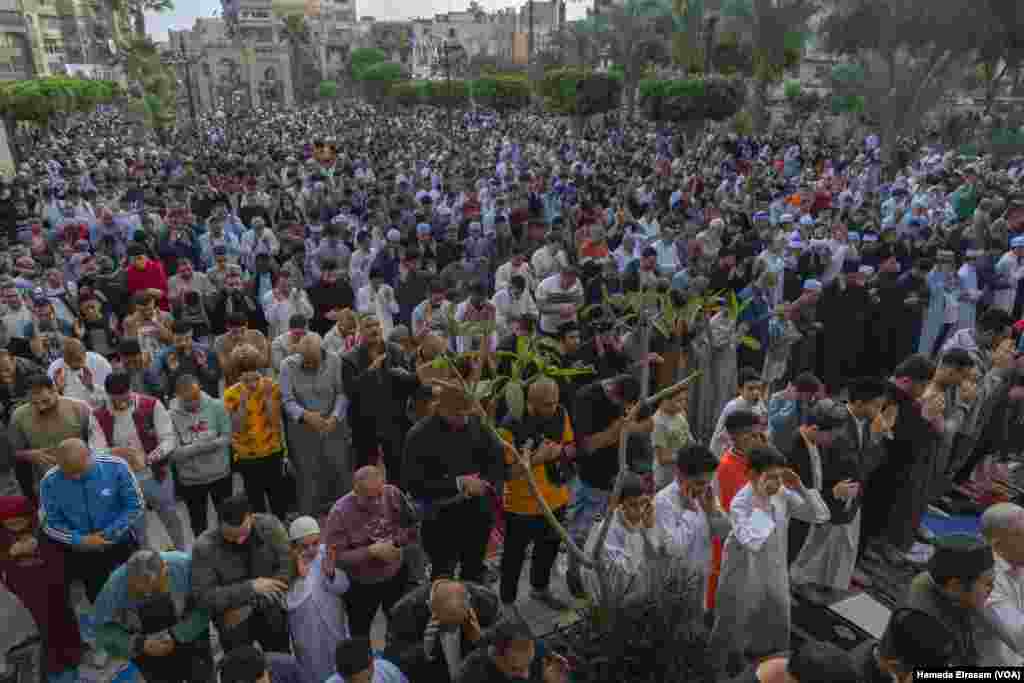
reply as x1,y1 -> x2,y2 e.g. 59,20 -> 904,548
427,332 -> 596,420
720,288 -> 762,350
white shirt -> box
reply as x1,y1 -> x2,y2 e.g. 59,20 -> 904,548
494,261 -> 534,294
239,229 -> 280,269
531,246 -> 569,283
654,480 -> 729,582
349,248 -> 376,293
534,274 -> 584,335
491,287 -> 538,336
261,289 -> 315,341
167,272 -> 213,306
88,397 -> 176,478
48,353 -> 112,409
356,284 -> 399,337
987,555 -> 1024,657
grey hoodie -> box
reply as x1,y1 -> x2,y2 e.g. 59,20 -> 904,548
168,392 -> 232,486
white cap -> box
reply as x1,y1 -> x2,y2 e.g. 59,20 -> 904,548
288,516 -> 320,541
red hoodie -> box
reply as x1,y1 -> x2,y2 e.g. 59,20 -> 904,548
126,258 -> 170,310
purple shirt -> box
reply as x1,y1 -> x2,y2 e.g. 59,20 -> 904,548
324,484 -> 418,584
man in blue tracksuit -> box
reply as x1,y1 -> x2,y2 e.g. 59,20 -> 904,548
40,437 -> 143,602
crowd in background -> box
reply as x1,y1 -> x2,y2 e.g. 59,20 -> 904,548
1,103 -> 1024,683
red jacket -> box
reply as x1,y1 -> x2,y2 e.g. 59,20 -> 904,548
125,258 -> 169,310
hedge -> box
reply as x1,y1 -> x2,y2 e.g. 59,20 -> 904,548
0,77 -> 122,123
469,74 -> 530,111
350,47 -> 387,80
639,77 -> 745,124
318,80 -> 338,99
537,67 -> 621,117
389,79 -> 469,108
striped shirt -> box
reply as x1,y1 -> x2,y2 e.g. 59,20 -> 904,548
40,453 -> 143,547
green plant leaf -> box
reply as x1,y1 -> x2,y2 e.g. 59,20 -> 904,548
740,335 -> 761,351
505,380 -> 525,419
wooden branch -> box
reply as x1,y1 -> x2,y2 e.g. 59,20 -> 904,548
434,354 -> 597,570
587,370 -> 702,599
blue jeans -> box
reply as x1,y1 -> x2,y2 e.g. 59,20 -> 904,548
134,474 -> 186,550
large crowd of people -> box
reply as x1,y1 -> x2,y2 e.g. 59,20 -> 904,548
1,102 -> 1024,683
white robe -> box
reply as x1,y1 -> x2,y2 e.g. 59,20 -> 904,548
654,481 -> 730,608
709,483 -> 830,669
994,251 -> 1024,313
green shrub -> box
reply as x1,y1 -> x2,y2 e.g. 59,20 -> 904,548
830,93 -> 865,114
783,80 -> 801,99
470,73 -> 530,111
538,67 -> 622,117
359,61 -> 403,83
639,77 -> 744,123
318,80 -> 338,99
350,47 -> 387,80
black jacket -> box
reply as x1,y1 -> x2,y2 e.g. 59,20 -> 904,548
385,582 -> 501,683
342,342 -> 420,447
402,414 -> 505,502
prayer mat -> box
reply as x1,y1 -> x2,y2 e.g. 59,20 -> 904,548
791,596 -> 874,652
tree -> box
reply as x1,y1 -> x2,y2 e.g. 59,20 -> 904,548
972,0 -> 1024,116
820,0 -> 984,168
716,0 -> 817,133
573,0 -> 679,118
281,14 -> 318,104
107,0 -> 174,38
119,37 -> 177,139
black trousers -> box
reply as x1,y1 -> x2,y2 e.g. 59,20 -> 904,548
178,476 -> 234,538
62,539 -> 139,603
218,607 -> 291,654
499,508 -> 565,604
134,639 -> 213,683
344,563 -> 410,638
421,497 -> 494,584
235,454 -> 290,520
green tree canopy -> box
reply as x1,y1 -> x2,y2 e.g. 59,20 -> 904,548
820,0 -> 983,164
0,77 -> 122,125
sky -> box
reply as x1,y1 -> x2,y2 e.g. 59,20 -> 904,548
145,0 -> 589,42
